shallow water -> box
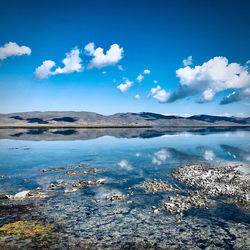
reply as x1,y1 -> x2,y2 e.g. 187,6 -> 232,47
0,128 -> 249,249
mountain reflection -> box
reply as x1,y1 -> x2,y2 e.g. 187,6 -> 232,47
0,127 -> 249,141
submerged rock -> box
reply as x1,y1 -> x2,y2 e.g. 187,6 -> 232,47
65,168 -> 108,177
134,179 -> 180,194
161,191 -> 215,215
42,163 -> 92,173
13,190 -> 30,199
64,188 -> 78,193
106,192 -> 124,201
172,164 -> 250,204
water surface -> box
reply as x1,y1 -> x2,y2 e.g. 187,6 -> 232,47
0,128 -> 249,249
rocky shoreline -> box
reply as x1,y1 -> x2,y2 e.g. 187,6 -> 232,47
0,163 -> 250,248
157,164 -> 250,215
172,164 -> 249,201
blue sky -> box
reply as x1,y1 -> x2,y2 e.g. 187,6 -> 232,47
0,0 -> 250,116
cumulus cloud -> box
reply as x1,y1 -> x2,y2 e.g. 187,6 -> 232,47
0,42 -> 31,61
136,74 -> 144,82
161,57 -> 250,104
35,48 -> 83,80
54,48 -> 82,74
118,65 -> 125,71
154,80 -> 158,84
117,78 -> 133,93
199,88 -> 215,103
148,85 -> 161,97
85,42 -> 123,69
148,85 -> 170,103
34,60 -> 55,80
183,56 -> 192,66
135,94 -> 141,99
153,89 -> 171,103
136,69 -> 151,82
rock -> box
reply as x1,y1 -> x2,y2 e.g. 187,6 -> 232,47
96,179 -> 105,184
13,190 -> 30,199
161,191 -> 215,215
48,184 -> 56,190
172,164 -> 250,207
64,188 -> 78,193
42,163 -> 92,173
135,179 -> 179,193
0,194 -> 11,200
153,209 -> 159,214
106,192 -> 125,201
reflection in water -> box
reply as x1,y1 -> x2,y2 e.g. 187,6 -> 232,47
204,149 -> 216,161
0,129 -> 249,248
151,148 -> 171,165
117,159 -> 133,171
221,144 -> 250,162
0,126 -> 249,141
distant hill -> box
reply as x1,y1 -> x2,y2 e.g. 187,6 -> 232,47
0,111 -> 249,127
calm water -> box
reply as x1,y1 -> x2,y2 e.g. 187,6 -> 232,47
0,128 -> 249,249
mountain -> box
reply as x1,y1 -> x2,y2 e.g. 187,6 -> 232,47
0,111 -> 249,127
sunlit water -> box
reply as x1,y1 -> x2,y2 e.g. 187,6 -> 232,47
0,129 -> 249,249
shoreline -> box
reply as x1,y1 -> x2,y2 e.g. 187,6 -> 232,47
0,125 -> 250,129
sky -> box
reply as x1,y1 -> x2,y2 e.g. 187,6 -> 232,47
0,0 -> 250,116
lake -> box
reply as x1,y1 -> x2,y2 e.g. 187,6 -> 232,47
0,128 -> 249,249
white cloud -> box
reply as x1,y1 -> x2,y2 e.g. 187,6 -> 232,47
147,85 -> 170,103
135,94 -> 141,99
54,48 -> 82,74
118,65 -> 125,71
136,74 -> 144,82
246,60 -> 250,64
136,69 -> 151,83
199,88 -> 215,103
163,57 -> 250,104
153,89 -> 171,103
218,113 -> 232,117
163,113 -> 191,117
183,56 -> 192,66
85,42 -> 123,69
34,60 -> 55,80
148,85 -> 161,97
154,80 -> 158,84
117,78 -> 133,93
0,42 -> 31,61
118,159 -> 132,171
35,48 -> 83,80
236,112 -> 245,117
84,42 -> 95,55
102,71 -> 107,74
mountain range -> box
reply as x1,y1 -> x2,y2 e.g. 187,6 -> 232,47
0,111 -> 250,127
